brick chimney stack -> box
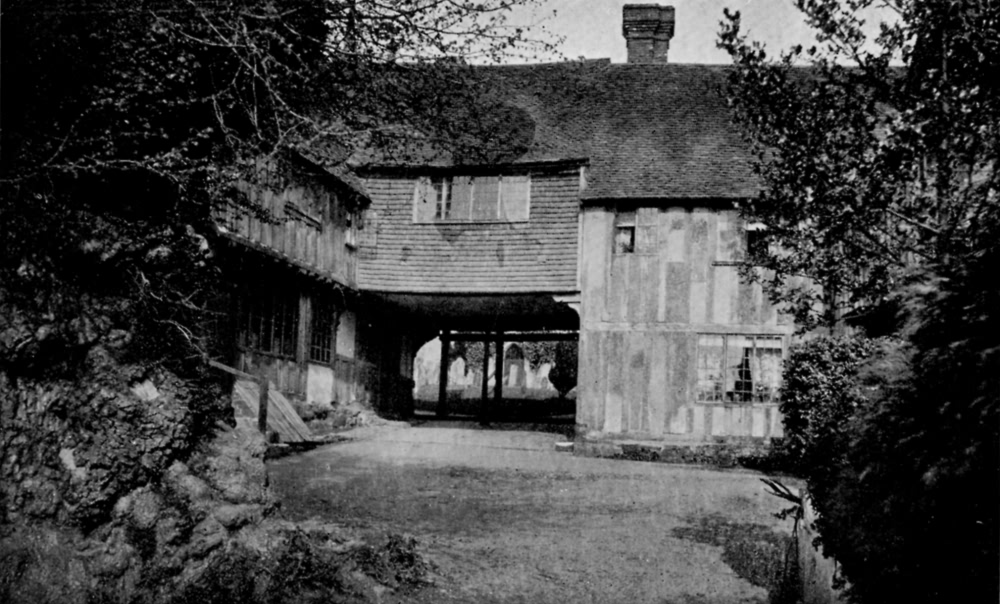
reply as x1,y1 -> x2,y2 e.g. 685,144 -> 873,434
622,4 -> 675,64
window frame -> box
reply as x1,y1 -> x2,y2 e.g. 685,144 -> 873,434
309,295 -> 336,365
695,333 -> 785,404
414,174 -> 531,224
613,209 -> 636,254
239,289 -> 300,359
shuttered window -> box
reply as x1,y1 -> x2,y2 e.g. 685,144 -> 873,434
413,175 -> 531,223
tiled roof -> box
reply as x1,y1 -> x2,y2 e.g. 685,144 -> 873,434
294,147 -> 370,202
353,61 -> 759,200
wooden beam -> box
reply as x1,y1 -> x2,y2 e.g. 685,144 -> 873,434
207,359 -> 256,382
479,335 -> 490,423
493,332 -> 504,409
480,337 -> 490,403
449,331 -> 578,343
258,378 -> 269,435
297,292 -> 310,365
437,330 -> 450,418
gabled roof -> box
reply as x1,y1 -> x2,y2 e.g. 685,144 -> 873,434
355,61 -> 759,200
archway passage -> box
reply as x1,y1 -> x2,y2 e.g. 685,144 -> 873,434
389,292 -> 579,426
414,331 -> 578,423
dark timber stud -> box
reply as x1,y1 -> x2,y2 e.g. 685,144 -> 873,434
438,329 -> 450,418
206,359 -> 269,436
257,378 -> 269,434
493,331 -> 504,412
480,334 -> 491,420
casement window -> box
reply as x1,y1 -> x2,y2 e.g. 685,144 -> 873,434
413,174 -> 531,223
240,290 -> 299,357
613,209 -> 636,254
696,334 -> 784,404
309,296 -> 336,364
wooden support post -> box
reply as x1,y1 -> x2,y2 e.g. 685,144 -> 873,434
493,332 -> 504,414
257,377 -> 269,436
438,330 -> 450,418
479,335 -> 491,423
205,359 -> 269,436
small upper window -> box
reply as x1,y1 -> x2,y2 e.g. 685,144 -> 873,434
745,222 -> 767,260
613,210 -> 636,254
413,175 -> 530,223
345,211 -> 356,248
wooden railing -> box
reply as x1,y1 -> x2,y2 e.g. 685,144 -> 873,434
208,359 -> 268,434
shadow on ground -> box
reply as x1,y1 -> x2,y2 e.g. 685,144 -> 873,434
672,514 -> 799,604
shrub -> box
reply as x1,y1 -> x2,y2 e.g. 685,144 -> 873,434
784,239 -> 1000,604
812,247 -> 1000,604
777,335 -> 888,476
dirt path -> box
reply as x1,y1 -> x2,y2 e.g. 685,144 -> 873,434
268,426 -> 798,604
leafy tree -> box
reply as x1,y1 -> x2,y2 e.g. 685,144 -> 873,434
0,0 -> 556,373
719,3 -> 1000,602
718,0 -> 999,331
801,227 -> 1000,604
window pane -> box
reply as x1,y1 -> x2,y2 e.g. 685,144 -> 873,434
500,175 -> 530,221
412,178 -> 435,223
280,294 -> 296,356
471,176 -> 499,220
698,333 -> 784,405
614,227 -> 635,254
310,297 -> 334,364
753,336 -> 783,402
450,176 -> 473,220
431,177 -> 450,219
614,210 -> 637,254
259,297 -> 273,352
697,334 -> 725,402
727,335 -> 752,403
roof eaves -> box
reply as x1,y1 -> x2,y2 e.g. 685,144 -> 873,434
291,149 -> 371,205
356,157 -> 590,177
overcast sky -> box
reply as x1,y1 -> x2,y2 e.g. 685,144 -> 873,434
511,0 -> 891,64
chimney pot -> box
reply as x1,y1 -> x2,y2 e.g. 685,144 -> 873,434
622,4 -> 675,64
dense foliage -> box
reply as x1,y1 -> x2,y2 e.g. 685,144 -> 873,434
0,0 -> 556,534
1,0 -> 556,376
776,335 -> 888,475
718,0 -> 999,330
794,241 -> 999,604
720,2 -> 999,602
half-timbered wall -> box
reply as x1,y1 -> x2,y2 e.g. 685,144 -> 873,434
217,160 -> 361,287
577,204 -> 793,440
214,156 -> 418,415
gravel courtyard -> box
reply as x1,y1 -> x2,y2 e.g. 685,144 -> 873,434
267,425 -> 798,604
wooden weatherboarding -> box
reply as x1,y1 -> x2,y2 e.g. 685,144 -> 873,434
208,360 -> 314,444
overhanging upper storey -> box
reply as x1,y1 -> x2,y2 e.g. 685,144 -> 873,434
355,161 -> 585,295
